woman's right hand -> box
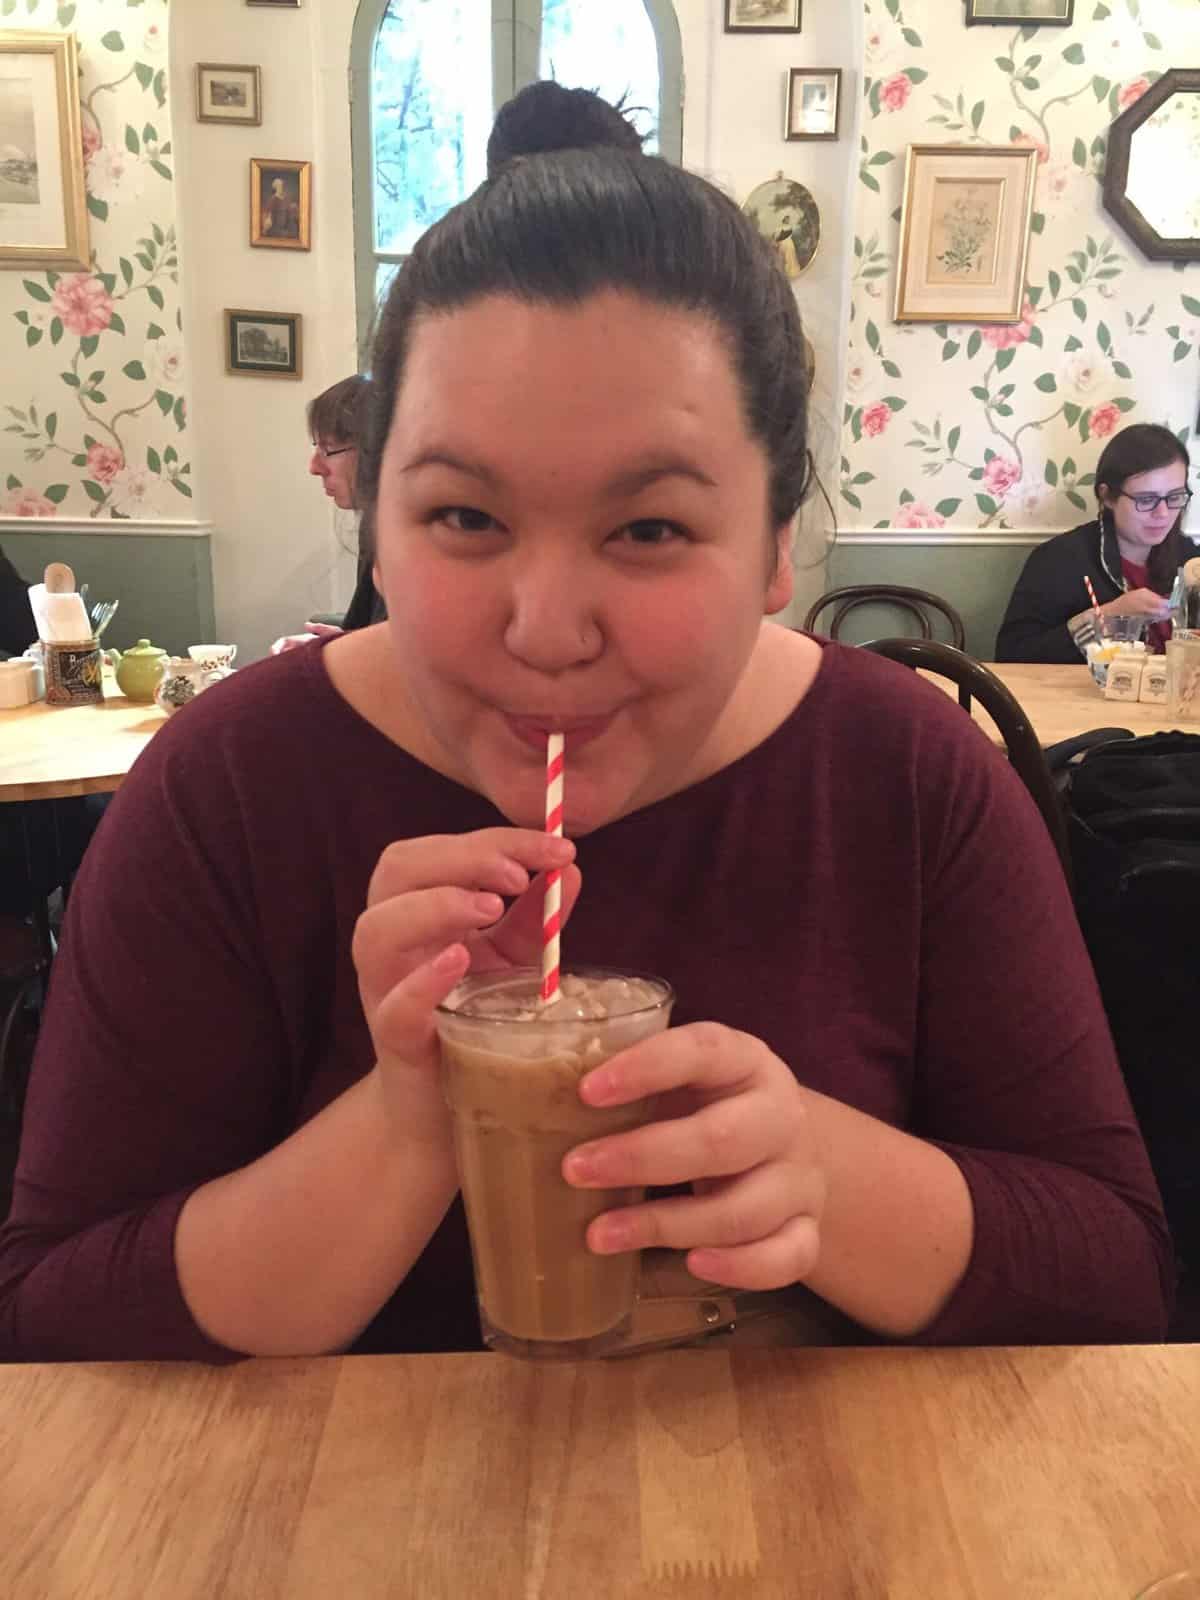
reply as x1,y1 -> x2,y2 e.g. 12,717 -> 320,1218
1103,587 -> 1170,620
352,828 -> 580,1138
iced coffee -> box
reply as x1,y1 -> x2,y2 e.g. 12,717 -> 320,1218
436,967 -> 674,1360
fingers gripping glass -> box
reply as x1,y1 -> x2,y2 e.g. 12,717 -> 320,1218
1116,488 -> 1193,514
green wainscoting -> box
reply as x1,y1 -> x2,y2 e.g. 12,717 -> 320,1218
828,539 -> 1040,660
1,525 -> 214,658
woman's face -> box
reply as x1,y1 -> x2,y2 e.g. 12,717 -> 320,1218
309,439 -> 359,511
1099,459 -> 1189,551
373,289 -> 793,834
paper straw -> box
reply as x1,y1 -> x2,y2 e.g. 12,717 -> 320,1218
1084,575 -> 1103,627
541,732 -> 565,1005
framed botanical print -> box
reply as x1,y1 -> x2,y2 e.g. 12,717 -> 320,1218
786,69 -> 842,141
249,157 -> 311,250
894,145 -> 1039,323
196,64 -> 262,126
0,30 -> 89,271
225,309 -> 303,378
965,0 -> 1074,24
724,0 -> 802,34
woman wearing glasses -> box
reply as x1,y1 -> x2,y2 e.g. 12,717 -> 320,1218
273,375 -> 384,654
996,423 -> 1194,662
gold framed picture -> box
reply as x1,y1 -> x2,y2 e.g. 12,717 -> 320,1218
196,63 -> 262,126
225,308 -> 303,379
249,157 -> 311,251
785,68 -> 841,142
742,174 -> 821,280
0,30 -> 89,271
894,144 -> 1039,323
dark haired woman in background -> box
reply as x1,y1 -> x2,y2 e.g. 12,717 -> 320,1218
996,422 -> 1194,662
1,86 -> 1170,1362
274,374 -> 383,653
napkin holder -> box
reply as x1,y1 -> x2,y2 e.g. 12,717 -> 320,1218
44,637 -> 103,706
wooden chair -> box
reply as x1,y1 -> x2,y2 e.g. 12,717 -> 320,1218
804,585 -> 967,651
0,916 -> 46,1124
860,638 -> 1072,883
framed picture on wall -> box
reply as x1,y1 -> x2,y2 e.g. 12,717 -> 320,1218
785,69 -> 841,141
225,309 -> 303,379
894,145 -> 1039,323
965,0 -> 1074,24
250,157 -> 311,250
724,1 -> 802,34
196,64 -> 262,126
742,174 -> 820,279
0,30 -> 89,271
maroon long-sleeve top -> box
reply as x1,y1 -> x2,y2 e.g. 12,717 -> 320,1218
0,638 -> 1173,1360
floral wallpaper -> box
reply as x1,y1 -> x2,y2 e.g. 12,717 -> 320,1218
0,0 -> 189,520
842,0 -> 1200,535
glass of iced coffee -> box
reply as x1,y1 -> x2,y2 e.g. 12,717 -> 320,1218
436,966 -> 674,1360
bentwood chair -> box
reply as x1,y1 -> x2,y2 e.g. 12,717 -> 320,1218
0,916 -> 46,1124
860,637 -> 1072,883
804,585 -> 967,651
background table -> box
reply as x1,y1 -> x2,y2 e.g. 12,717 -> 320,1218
3,1345 -> 1198,1598
930,661 -> 1189,748
0,691 -> 165,805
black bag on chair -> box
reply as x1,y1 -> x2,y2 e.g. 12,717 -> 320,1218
1055,732 -> 1200,1270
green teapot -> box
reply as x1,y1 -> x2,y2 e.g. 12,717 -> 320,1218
108,638 -> 169,703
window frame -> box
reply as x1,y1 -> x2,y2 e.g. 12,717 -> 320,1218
349,0 -> 683,359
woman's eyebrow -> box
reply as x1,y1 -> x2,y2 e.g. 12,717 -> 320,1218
400,449 -> 716,496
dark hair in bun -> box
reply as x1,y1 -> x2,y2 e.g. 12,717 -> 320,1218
486,81 -> 644,177
363,91 -> 811,533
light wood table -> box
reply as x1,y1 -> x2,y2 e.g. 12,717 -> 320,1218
2,1346 -> 1199,1597
928,661 -> 1188,748
0,689 -> 164,804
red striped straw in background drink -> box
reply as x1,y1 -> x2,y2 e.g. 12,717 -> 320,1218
541,731 -> 565,1005
1084,574 -> 1103,631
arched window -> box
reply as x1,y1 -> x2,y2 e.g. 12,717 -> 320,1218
350,0 -> 683,354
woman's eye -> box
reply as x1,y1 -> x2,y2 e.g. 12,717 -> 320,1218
434,506 -> 497,534
614,519 -> 686,547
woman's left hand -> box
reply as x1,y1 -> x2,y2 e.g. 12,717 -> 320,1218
563,1023 -> 825,1291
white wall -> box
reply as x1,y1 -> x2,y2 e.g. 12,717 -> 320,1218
171,0 -> 359,661
675,0 -> 860,621
171,0 -> 858,656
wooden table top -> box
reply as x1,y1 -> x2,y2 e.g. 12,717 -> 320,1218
0,688 -> 165,803
3,1345 -> 1199,1598
930,661 -> 1189,748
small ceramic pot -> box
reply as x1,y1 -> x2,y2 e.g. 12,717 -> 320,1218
154,658 -> 221,716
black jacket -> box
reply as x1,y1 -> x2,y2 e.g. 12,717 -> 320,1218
995,520 -> 1123,663
0,544 -> 36,658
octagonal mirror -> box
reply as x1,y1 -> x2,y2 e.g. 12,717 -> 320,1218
1103,68 -> 1200,262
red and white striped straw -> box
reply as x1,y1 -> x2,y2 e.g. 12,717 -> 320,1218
541,731 -> 565,1005
1084,574 -> 1102,626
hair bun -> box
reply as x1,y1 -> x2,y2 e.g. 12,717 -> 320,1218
486,82 -> 644,177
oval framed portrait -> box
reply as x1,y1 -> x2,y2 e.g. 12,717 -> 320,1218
742,175 -> 821,279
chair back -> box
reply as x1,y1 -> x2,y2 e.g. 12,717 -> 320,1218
804,585 -> 967,651
860,638 -> 1071,882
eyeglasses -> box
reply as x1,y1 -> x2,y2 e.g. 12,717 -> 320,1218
311,442 -> 354,461
1115,487 -> 1193,514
